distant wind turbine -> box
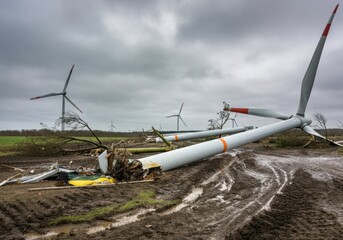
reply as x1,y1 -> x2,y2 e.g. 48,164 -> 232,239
166,102 -> 186,132
108,120 -> 117,132
229,113 -> 238,128
30,65 -> 82,131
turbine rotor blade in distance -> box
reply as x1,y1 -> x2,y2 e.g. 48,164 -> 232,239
179,102 -> 184,115
62,65 -> 75,93
65,95 -> 83,113
225,107 -> 291,120
30,92 -> 62,100
179,116 -> 187,127
303,125 -> 343,147
166,115 -> 178,118
297,4 -> 339,116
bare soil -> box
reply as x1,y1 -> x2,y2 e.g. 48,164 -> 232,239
0,145 -> 342,240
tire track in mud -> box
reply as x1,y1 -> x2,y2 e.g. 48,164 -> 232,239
0,186 -> 137,240
1,151 -> 343,240
48,152 -> 292,240
186,152 -> 291,239
97,152 -> 291,240
230,168 -> 343,239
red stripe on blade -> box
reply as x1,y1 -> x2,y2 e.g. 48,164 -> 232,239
230,108 -> 249,114
322,24 -> 331,36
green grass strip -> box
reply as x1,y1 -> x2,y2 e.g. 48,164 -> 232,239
49,190 -> 179,225
0,136 -> 27,146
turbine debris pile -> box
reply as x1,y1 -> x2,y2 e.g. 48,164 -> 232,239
98,146 -> 162,182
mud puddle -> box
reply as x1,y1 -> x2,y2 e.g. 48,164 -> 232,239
25,208 -> 155,240
161,187 -> 203,215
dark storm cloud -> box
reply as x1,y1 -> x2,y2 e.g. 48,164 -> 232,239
0,0 -> 342,131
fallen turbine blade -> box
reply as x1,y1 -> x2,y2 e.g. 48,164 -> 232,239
154,127 -> 251,143
30,92 -> 62,100
62,65 -> 75,93
65,95 -> 83,113
303,125 -> 343,147
225,108 -> 291,120
297,4 -> 339,116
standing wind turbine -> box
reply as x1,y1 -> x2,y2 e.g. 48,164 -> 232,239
108,120 -> 117,132
135,4 -> 341,172
166,103 -> 187,132
229,113 -> 238,128
30,65 -> 83,131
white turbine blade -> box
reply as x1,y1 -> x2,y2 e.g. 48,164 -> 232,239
303,125 -> 343,147
297,5 -> 339,116
179,102 -> 184,115
30,92 -> 62,100
179,116 -> 187,127
166,115 -> 178,118
65,95 -> 83,113
225,107 -> 291,120
62,65 -> 75,93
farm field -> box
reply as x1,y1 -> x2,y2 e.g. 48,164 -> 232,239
0,135 -> 133,157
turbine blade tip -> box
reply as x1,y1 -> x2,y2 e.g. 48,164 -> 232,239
334,4 -> 339,14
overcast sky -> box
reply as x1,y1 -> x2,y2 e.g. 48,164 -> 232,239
0,0 -> 342,132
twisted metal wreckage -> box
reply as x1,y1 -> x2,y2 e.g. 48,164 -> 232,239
99,4 -> 341,179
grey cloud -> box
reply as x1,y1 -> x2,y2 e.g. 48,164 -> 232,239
0,0 -> 342,131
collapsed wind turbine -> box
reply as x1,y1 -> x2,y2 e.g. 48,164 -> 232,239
166,102 -> 186,132
30,65 -> 82,131
137,4 -> 341,171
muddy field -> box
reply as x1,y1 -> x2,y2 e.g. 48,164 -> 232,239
0,145 -> 342,239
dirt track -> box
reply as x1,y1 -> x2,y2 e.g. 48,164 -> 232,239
0,147 -> 342,239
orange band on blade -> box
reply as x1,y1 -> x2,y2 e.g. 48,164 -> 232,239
219,138 -> 228,152
174,135 -> 179,141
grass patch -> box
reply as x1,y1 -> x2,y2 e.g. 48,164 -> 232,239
0,135 -> 133,157
0,136 -> 129,147
0,136 -> 28,156
0,136 -> 27,146
49,190 -> 179,225
273,136 -> 309,148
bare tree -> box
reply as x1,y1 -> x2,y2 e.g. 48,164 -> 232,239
208,102 -> 231,130
313,112 -> 328,140
55,111 -> 109,150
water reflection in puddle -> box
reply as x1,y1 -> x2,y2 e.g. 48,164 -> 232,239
25,208 -> 155,240
162,187 -> 203,215
87,208 -> 155,234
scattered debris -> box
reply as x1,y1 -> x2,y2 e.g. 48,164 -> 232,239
0,173 -> 22,187
98,143 -> 162,182
28,179 -> 154,191
0,164 -> 26,172
68,175 -> 115,186
1,140 -> 161,188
